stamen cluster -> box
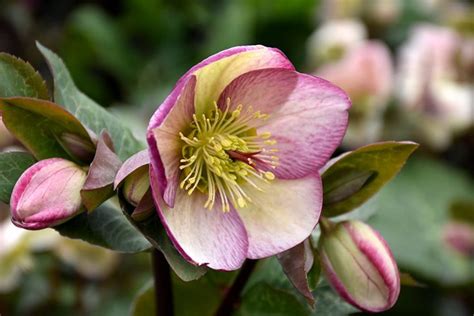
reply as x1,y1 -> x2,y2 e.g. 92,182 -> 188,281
179,100 -> 279,212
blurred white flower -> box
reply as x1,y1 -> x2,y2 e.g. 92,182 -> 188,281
54,238 -> 119,279
319,0 -> 400,25
0,218 -> 59,292
307,19 -> 366,68
397,24 -> 474,149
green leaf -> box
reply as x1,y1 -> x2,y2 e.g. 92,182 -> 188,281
366,157 -> 474,286
322,141 -> 418,217
131,271 -> 231,316
54,203 -> 151,253
0,97 -> 95,162
245,257 -> 357,315
307,249 -> 321,292
0,152 -> 36,203
36,42 -> 144,160
237,283 -> 308,316
130,281 -> 155,316
0,53 -> 49,99
173,270 -> 232,316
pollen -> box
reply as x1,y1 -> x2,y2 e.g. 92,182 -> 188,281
179,99 -> 279,212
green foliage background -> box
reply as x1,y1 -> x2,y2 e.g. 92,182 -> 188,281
0,0 -> 472,315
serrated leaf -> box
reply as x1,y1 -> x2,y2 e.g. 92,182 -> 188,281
322,141 -> 418,217
0,53 -> 49,99
0,152 -> 36,203
0,97 -> 95,162
54,203 -> 151,253
36,42 -> 144,160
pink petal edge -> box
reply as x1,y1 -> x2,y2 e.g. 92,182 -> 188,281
114,149 -> 150,189
149,165 -> 249,271
218,68 -> 351,179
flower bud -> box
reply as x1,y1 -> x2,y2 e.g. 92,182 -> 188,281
11,158 -> 87,230
58,132 -> 96,163
319,220 -> 400,312
122,166 -> 150,207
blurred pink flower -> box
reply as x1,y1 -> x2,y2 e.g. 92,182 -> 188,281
147,45 -> 351,270
397,24 -> 473,148
443,221 -> 474,256
318,41 -> 393,106
316,40 -> 394,147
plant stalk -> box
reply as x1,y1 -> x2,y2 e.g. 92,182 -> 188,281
214,259 -> 257,316
152,249 -> 174,316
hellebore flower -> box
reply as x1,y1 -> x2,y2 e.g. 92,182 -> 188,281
147,45 -> 351,270
319,220 -> 400,312
11,158 -> 87,230
307,19 -> 367,68
396,24 -> 473,149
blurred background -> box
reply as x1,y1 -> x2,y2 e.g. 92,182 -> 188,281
0,0 -> 473,315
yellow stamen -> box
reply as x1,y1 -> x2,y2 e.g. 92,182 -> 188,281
179,101 -> 279,212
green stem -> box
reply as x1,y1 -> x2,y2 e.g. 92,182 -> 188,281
319,217 -> 334,234
152,249 -> 174,316
214,259 -> 257,316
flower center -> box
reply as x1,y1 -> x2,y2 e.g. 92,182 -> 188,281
179,101 -> 279,212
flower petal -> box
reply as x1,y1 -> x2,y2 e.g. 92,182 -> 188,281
147,76 -> 196,207
147,46 -> 293,133
150,167 -> 248,271
114,149 -> 150,189
237,174 -> 322,259
219,69 -> 351,178
190,46 -> 294,115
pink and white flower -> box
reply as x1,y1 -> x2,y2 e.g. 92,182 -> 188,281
396,24 -> 473,148
147,45 -> 351,270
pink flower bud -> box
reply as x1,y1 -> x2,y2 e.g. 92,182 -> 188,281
319,220 -> 400,312
11,158 -> 87,230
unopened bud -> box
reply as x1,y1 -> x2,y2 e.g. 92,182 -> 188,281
319,220 -> 400,312
123,167 -> 150,207
11,158 -> 87,230
59,132 -> 96,163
